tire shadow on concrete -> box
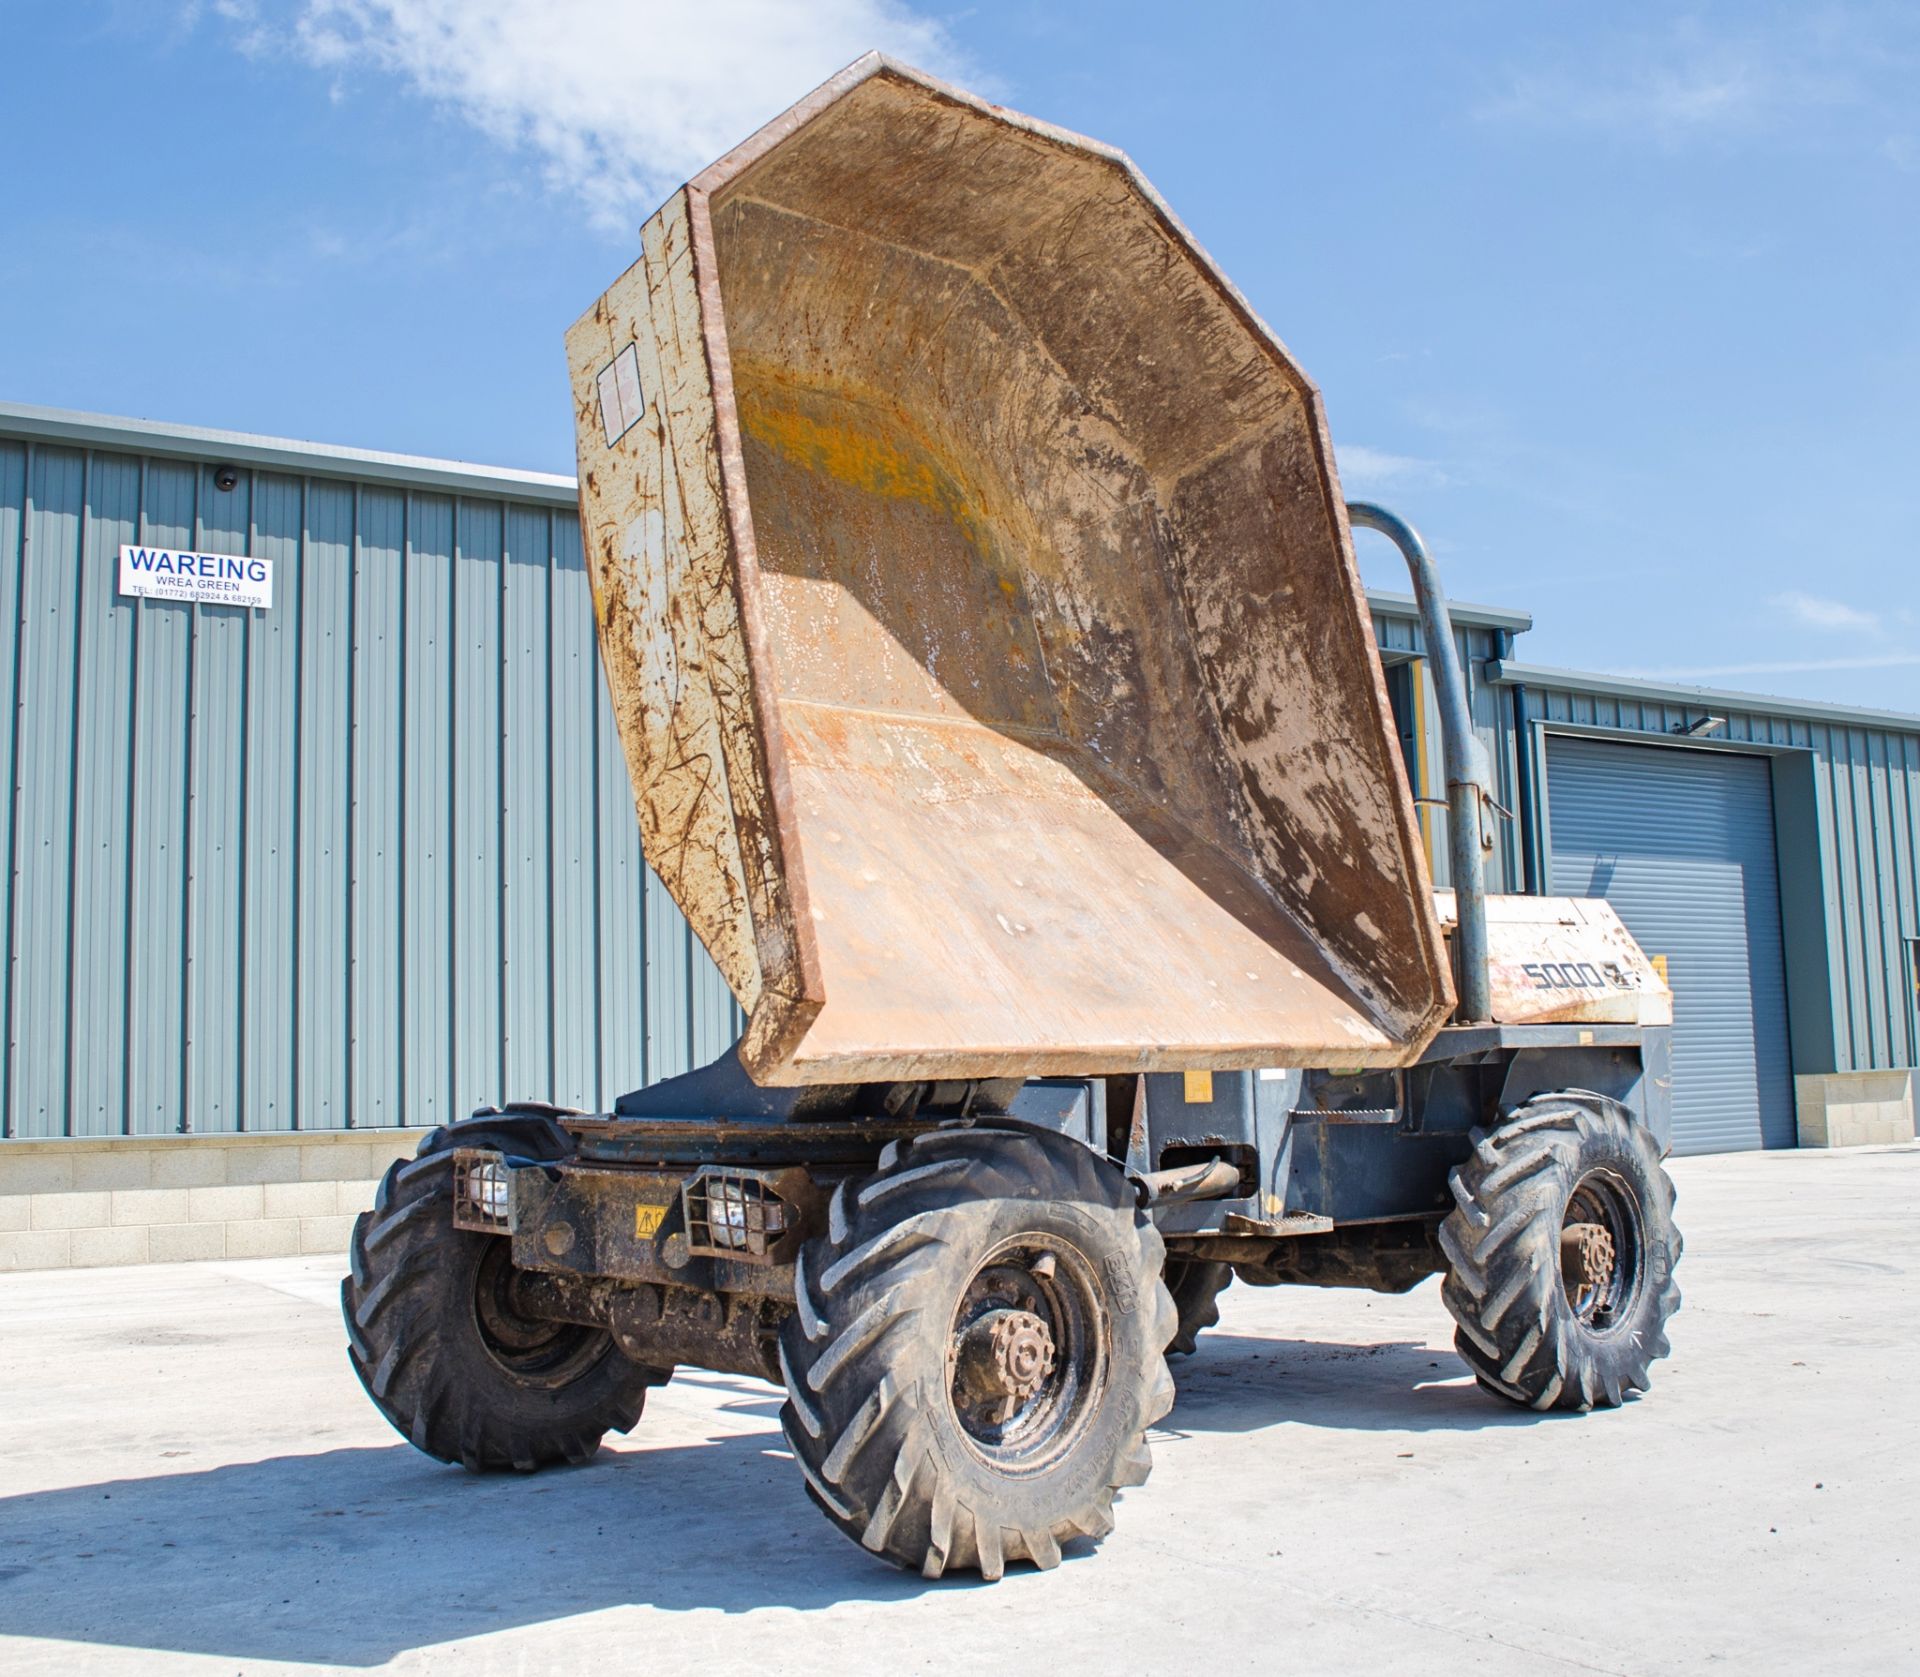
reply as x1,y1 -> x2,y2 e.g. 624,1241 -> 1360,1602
0,1337 -> 1569,1666
0,1401 -> 939,1667
1161,1330 -> 1569,1435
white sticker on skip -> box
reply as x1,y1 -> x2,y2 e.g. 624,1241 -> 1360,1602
597,343 -> 647,445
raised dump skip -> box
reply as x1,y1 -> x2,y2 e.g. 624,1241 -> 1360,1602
566,56 -> 1452,1085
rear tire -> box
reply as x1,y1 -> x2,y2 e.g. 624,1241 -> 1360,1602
1162,1258 -> 1232,1356
343,1116 -> 663,1471
779,1124 -> 1176,1579
1440,1093 -> 1681,1411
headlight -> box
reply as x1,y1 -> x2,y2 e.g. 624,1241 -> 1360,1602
471,1159 -> 509,1221
450,1150 -> 512,1232
683,1170 -> 795,1260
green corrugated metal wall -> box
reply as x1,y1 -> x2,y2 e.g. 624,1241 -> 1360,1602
5,412 -> 1914,1140
1367,606 -> 1525,895
1515,684 -> 1920,1080
0,431 -> 741,1138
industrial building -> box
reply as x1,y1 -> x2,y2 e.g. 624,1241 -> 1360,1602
0,402 -> 1913,1267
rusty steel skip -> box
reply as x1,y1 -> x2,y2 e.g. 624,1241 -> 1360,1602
565,57 -> 1454,1087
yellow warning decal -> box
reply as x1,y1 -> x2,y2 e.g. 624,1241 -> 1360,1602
1183,1069 -> 1214,1104
1649,954 -> 1669,981
634,1203 -> 668,1239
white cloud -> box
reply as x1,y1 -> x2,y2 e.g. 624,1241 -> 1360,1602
1480,58 -> 1774,142
232,1 -> 975,226
1770,589 -> 1881,633
1619,591 -> 1914,688
1335,444 -> 1452,494
1473,10 -> 1915,151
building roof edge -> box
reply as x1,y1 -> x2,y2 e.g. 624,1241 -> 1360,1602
1366,588 -> 1533,633
0,401 -> 581,507
1487,659 -> 1920,735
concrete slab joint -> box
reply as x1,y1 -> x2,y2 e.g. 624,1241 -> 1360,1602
0,1130 -> 431,1271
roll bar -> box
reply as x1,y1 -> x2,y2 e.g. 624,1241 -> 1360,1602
1346,501 -> 1494,1022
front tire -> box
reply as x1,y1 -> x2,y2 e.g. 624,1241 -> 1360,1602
343,1117 -> 663,1471
1440,1093 -> 1681,1411
779,1124 -> 1176,1579
1163,1257 -> 1232,1357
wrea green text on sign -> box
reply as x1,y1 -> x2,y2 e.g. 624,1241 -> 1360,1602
119,544 -> 273,610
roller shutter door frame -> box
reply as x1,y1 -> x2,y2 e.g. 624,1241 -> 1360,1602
1545,733 -> 1795,1155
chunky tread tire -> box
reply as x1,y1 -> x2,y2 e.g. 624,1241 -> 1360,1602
1162,1258 -> 1233,1357
779,1124 -> 1176,1580
343,1115 -> 660,1472
1440,1093 -> 1682,1412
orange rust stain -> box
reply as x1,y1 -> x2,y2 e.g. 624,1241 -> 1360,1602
733,362 -> 996,557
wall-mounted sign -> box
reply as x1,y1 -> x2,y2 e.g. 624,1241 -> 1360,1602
119,545 -> 273,610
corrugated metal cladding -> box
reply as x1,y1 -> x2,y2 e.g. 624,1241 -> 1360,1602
8,411 -> 1913,1142
1547,737 -> 1794,1153
1517,680 -> 1920,1080
0,435 -> 740,1139
1368,602 -> 1526,894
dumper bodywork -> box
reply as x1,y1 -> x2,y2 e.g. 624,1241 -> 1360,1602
564,56 -> 1450,1087
346,55 -> 1684,1582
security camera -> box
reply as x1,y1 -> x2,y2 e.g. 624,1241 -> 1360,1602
214,465 -> 240,492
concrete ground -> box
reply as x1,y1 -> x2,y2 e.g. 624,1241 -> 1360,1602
0,1146 -> 1914,1676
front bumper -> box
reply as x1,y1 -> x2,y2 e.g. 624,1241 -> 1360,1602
450,1150 -> 824,1298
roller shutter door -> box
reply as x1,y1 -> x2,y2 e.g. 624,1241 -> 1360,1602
1547,736 -> 1793,1154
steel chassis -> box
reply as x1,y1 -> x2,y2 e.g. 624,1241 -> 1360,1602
452,503 -> 1672,1380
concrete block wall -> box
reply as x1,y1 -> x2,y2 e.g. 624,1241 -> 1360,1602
0,1130 -> 431,1271
1794,1070 -> 1917,1149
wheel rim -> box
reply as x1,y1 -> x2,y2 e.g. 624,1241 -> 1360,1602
1560,1168 -> 1646,1334
471,1239 -> 606,1386
945,1234 -> 1108,1475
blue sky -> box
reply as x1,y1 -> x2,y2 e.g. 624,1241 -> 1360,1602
4,1 -> 1917,710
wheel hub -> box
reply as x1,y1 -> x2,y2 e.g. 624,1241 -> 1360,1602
1561,1221 -> 1616,1295
946,1240 -> 1107,1468
471,1240 -> 604,1382
1559,1167 -> 1643,1331
955,1307 -> 1057,1421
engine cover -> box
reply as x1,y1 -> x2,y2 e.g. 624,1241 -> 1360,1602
1436,891 -> 1671,1028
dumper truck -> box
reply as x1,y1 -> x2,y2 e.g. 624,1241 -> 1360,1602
343,55 -> 1682,1580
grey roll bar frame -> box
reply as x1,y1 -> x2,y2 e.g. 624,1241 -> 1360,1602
1346,501 -> 1494,1023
